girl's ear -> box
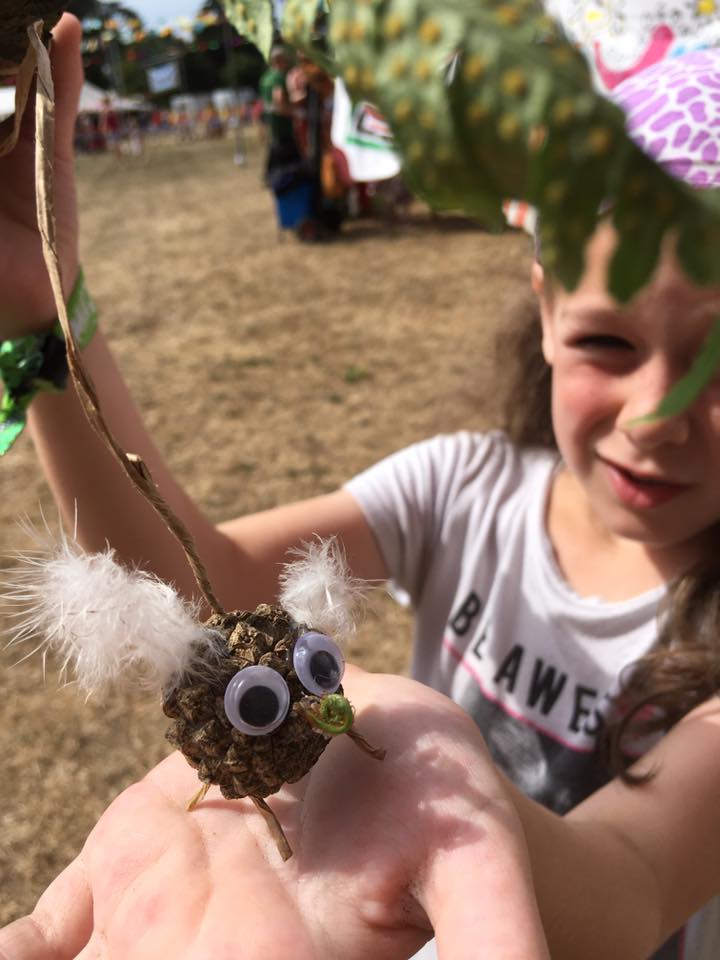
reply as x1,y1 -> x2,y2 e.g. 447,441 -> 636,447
531,261 -> 555,366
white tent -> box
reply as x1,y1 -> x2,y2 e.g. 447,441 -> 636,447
79,82 -> 148,113
0,86 -> 16,121
0,82 -> 147,121
78,81 -> 111,112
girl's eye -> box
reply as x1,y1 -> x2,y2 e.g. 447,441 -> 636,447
575,335 -> 633,351
223,665 -> 290,735
293,632 -> 345,696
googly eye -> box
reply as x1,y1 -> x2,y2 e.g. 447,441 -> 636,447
223,665 -> 290,736
293,631 -> 345,696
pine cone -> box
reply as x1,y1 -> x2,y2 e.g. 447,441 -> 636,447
163,604 -> 338,799
0,0 -> 67,70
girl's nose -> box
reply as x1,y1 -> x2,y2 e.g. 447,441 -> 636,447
620,365 -> 691,449
622,411 -> 690,449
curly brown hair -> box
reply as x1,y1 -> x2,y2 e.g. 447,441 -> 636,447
495,294 -> 555,452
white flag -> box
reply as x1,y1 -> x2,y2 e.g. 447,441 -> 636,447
331,78 -> 401,184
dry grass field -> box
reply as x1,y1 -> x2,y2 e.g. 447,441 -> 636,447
0,130 -> 533,923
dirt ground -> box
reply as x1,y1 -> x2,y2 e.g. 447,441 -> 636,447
0,130 -> 532,923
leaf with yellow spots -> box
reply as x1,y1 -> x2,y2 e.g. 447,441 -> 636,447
224,0 -> 273,59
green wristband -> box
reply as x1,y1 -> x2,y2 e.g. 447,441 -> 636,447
0,268 -> 98,456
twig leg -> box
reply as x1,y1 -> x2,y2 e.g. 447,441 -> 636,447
186,781 -> 211,811
347,727 -> 387,761
251,796 -> 293,861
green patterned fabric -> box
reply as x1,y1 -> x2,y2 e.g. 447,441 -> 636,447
0,267 -> 98,455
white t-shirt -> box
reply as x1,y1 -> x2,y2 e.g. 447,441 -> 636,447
345,430 -> 717,960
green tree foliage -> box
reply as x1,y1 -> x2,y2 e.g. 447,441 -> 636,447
67,0 -> 147,91
67,0 -> 101,20
190,0 -> 266,92
67,0 -> 265,97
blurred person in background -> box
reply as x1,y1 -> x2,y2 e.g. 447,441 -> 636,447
259,44 -> 300,180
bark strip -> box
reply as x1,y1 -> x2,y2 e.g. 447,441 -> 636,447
26,21 -> 223,615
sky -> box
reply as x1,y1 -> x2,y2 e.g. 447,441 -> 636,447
101,0 -> 287,37
127,0 -> 204,31
122,0 -> 285,33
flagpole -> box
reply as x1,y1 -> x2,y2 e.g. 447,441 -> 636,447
220,8 -> 246,165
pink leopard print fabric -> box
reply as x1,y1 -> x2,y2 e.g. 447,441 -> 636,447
612,48 -> 720,189
545,0 -> 720,93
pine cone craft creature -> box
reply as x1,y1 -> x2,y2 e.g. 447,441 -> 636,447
163,604 -> 358,800
2,534 -> 384,860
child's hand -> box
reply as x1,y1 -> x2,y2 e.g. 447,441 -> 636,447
0,669 -> 549,960
0,14 -> 82,338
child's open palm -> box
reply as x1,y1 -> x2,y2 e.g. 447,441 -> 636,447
0,670 -> 549,960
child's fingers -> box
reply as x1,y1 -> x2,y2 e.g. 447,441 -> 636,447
72,932 -> 109,960
0,916 -> 56,960
425,816 -> 550,960
49,13 -> 83,155
0,858 -> 94,960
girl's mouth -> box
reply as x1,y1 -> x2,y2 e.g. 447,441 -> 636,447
599,457 -> 690,509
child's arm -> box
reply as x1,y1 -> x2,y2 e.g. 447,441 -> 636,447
0,669 -> 552,960
511,697 -> 720,958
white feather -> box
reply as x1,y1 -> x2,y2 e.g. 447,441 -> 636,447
278,537 -> 368,642
1,527 -> 221,695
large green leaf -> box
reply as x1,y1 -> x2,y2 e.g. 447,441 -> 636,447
281,0 -> 318,57
217,0 -> 720,390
